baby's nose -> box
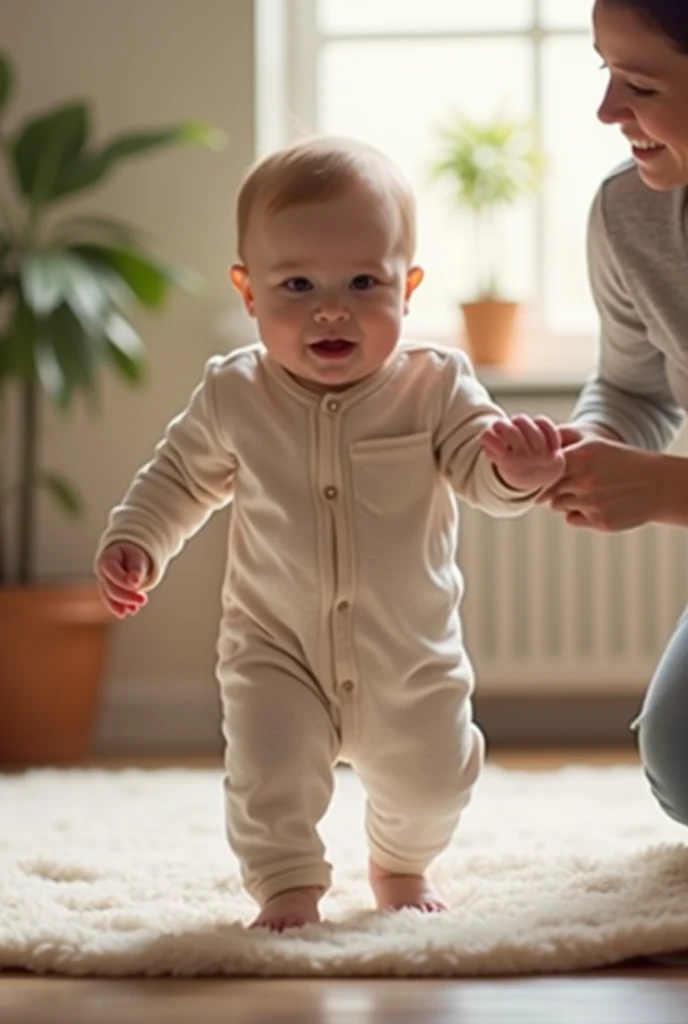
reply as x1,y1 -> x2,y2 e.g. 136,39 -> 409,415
314,300 -> 349,323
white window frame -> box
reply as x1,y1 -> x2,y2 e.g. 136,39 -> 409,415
255,0 -> 596,353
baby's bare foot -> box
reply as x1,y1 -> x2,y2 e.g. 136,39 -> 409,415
250,886 -> 322,932
369,858 -> 447,913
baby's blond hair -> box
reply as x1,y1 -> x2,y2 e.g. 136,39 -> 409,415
235,136 -> 417,264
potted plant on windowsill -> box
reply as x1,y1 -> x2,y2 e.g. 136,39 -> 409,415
0,52 -> 224,764
430,112 -> 544,366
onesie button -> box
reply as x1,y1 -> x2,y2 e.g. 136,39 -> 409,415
340,679 -> 354,693
324,485 -> 338,500
326,399 -> 340,413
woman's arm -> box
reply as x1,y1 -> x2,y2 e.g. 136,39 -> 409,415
572,184 -> 683,451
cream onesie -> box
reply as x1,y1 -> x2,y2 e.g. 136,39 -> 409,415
96,341 -> 538,903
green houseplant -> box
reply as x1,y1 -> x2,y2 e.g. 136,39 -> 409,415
430,112 -> 543,366
0,52 -> 224,763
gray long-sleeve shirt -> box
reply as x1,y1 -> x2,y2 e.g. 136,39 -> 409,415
573,160 -> 686,449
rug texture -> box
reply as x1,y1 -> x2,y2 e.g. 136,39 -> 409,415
2,763 -> 688,977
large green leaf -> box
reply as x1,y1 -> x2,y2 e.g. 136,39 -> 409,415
65,246 -> 135,317
21,248 -> 130,334
11,103 -> 89,203
51,304 -> 99,404
34,327 -> 69,406
103,311 -> 146,384
98,122 -> 226,163
0,53 -> 12,115
53,215 -> 143,247
0,195 -> 20,237
47,121 -> 226,202
73,243 -> 200,308
37,471 -> 82,516
20,250 -> 74,317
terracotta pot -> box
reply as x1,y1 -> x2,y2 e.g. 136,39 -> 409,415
460,299 -> 521,367
0,582 -> 112,765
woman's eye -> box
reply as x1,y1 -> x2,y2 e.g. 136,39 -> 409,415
350,274 -> 377,291
284,277 -> 312,292
598,61 -> 656,97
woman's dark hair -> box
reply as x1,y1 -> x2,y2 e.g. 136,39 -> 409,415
605,1 -> 688,53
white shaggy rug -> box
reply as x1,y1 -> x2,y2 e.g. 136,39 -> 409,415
2,763 -> 688,977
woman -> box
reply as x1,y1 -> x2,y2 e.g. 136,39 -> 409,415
544,0 -> 688,824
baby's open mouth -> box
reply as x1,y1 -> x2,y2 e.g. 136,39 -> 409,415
310,339 -> 356,358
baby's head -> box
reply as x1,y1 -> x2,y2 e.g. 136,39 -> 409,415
230,136 -> 423,391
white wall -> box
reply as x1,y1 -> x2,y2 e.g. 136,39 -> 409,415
1,0 -> 256,750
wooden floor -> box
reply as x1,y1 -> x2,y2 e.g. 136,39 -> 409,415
3,747 -> 688,1024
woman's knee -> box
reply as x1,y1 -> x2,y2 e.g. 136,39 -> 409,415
635,617 -> 688,825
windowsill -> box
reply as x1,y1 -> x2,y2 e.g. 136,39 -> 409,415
406,329 -> 595,395
473,367 -> 587,396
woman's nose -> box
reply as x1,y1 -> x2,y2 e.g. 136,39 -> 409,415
597,82 -> 628,125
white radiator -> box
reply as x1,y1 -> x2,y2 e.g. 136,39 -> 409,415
458,505 -> 688,693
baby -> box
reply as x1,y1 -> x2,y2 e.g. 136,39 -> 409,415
95,136 -> 564,931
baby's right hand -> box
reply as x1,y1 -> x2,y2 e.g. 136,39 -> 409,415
95,543 -> 152,619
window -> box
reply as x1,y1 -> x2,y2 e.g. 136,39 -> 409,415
257,0 -> 628,363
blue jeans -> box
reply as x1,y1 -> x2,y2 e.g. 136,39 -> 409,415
634,604 -> 688,825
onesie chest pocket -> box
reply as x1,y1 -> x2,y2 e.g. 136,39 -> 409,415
349,432 -> 435,517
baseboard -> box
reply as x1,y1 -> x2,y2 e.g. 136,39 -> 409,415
95,678 -> 223,755
474,692 -> 643,748
95,679 -> 644,755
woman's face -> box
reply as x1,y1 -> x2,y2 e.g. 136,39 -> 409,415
593,0 -> 688,189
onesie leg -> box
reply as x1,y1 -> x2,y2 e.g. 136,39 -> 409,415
220,648 -> 340,911
354,695 -> 484,889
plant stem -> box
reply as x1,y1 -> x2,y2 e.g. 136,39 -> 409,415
17,376 -> 37,584
474,209 -> 488,298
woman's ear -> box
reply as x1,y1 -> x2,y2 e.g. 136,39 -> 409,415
403,265 -> 424,314
229,264 -> 256,317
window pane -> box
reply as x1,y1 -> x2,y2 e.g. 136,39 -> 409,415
318,0 -> 533,35
541,0 -> 592,30
541,38 -> 628,335
319,40 -> 534,338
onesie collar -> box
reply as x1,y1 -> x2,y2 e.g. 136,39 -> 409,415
262,350 -> 400,409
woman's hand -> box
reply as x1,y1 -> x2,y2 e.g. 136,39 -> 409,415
541,437 -> 662,531
481,415 -> 565,491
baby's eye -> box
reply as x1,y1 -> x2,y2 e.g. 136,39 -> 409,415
350,274 -> 378,291
283,277 -> 313,292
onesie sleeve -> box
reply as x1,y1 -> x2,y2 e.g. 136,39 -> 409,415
434,349 -> 540,517
94,356 -> 237,587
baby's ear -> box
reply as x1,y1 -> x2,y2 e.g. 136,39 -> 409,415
229,264 -> 256,316
404,266 -> 424,313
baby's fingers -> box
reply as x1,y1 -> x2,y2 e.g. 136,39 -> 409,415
98,578 -> 147,618
100,544 -> 148,588
510,415 -> 547,454
487,419 -> 527,454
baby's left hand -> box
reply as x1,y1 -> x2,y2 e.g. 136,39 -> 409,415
481,415 -> 565,491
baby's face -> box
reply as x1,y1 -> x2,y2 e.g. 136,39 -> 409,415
231,185 -> 422,391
